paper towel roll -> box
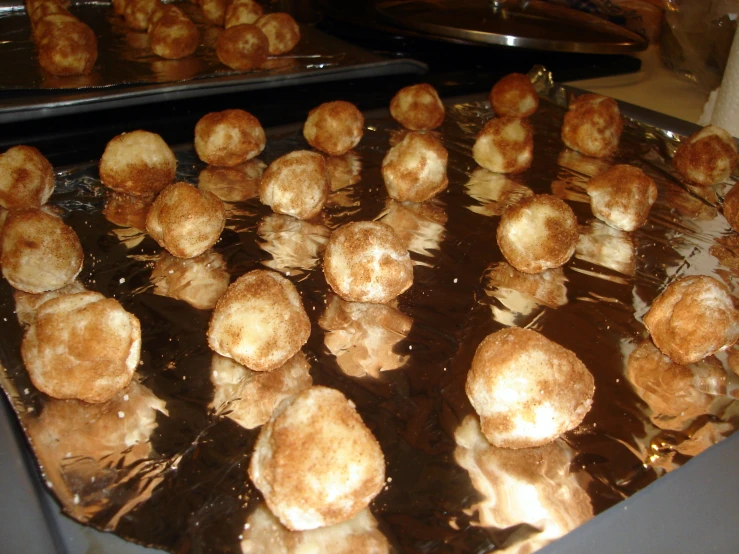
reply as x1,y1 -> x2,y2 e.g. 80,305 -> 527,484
711,27 -> 739,138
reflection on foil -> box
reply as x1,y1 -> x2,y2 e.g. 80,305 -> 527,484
151,250 -> 230,310
576,220 -> 636,277
326,150 -> 362,192
464,168 -> 533,217
377,199 -> 447,262
318,294 -> 412,378
198,160 -> 265,203
454,416 -> 593,553
257,214 -> 330,276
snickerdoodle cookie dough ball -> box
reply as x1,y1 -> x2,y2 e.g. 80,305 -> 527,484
643,275 -> 739,365
208,269 -> 311,372
216,24 -> 269,72
303,101 -> 364,156
466,327 -> 595,449
99,130 -> 177,197
382,131 -> 448,203
248,386 -> 386,531
0,145 -> 55,210
255,12 -> 300,55
323,221 -> 413,304
561,94 -> 623,159
586,164 -> 658,232
473,117 -> 534,174
21,291 -> 141,403
145,182 -> 226,259
1,208 -> 83,294
389,83 -> 445,131
225,0 -> 263,28
259,150 -> 330,220
673,125 -> 738,187
496,194 -> 579,274
489,73 -> 539,118
194,109 -> 266,167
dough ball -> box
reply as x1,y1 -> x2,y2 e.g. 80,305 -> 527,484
673,125 -> 738,187
0,145 -> 55,210
303,101 -> 364,156
561,94 -> 623,158
254,12 -> 300,55
381,131 -> 448,203
14,280 -> 87,327
489,73 -> 539,118
33,12 -> 76,41
259,150 -> 330,220
37,18 -> 97,76
1,208 -> 83,293
21,291 -> 142,403
99,130 -> 177,197
389,83 -> 445,131
248,386 -> 386,531
465,327 -> 595,449
198,159 -> 265,202
586,164 -> 658,232
210,351 -> 312,430
145,182 -> 226,259
151,249 -> 229,310
216,24 -> 269,71
208,269 -> 311,371
148,8 -> 199,60
123,0 -> 161,31
473,117 -> 534,174
497,194 -> 579,274
200,0 -> 228,25
723,183 -> 739,233
323,220 -> 413,304
643,275 -> 739,365
29,1 -> 69,32
225,0 -> 263,28
194,109 -> 266,167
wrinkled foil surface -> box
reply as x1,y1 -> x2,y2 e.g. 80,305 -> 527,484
1,82 -> 739,554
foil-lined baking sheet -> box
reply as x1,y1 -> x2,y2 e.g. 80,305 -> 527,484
1,80 -> 738,554
0,1 -> 425,122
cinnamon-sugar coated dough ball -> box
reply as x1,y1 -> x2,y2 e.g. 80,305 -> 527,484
723,184 -> 739,232
473,117 -> 534,174
303,101 -> 364,156
255,12 -> 300,55
382,131 -> 448,203
21,291 -> 141,403
123,0 -> 161,31
673,125 -> 738,186
14,280 -> 87,327
0,145 -> 55,209
200,0 -> 228,25
497,194 -> 579,274
561,94 -> 623,158
225,0 -> 263,28
323,221 -> 413,304
248,386 -> 386,531
259,150 -> 330,220
216,24 -> 269,71
99,130 -> 177,197
1,209 -> 83,294
145,182 -> 226,259
148,9 -> 199,60
586,164 -> 658,232
208,269 -> 311,371
465,327 -> 595,449
33,12 -> 77,42
37,19 -> 97,76
389,83 -> 445,131
194,109 -> 266,167
489,73 -> 539,118
643,275 -> 739,365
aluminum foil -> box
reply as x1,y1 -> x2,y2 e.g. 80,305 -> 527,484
1,81 -> 739,554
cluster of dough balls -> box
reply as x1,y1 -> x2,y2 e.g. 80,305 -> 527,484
259,150 -> 330,220
497,194 -> 579,274
473,117 -> 534,174
561,94 -> 623,158
303,101 -> 364,156
389,83 -> 445,131
323,221 -> 413,304
382,132 -> 448,203
643,275 -> 739,365
586,164 -> 658,232
673,125 -> 738,187
489,73 -> 539,118
0,145 -> 55,210
194,109 -> 266,167
466,327 -> 595,449
248,386 -> 385,531
27,0 -> 98,76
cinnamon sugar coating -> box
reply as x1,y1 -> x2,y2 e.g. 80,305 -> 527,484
21,291 -> 141,403
145,182 -> 226,259
216,24 -> 269,71
303,101 -> 364,156
473,117 -> 534,174
0,208 -> 83,294
225,0 -> 263,28
148,7 -> 199,60
323,221 -> 413,304
99,130 -> 177,197
123,0 -> 161,31
194,109 -> 266,167
465,327 -> 595,449
389,83 -> 445,131
248,386 -> 386,530
643,275 -> 739,365
673,125 -> 738,187
381,131 -> 448,203
259,150 -> 330,220
37,17 -> 97,76
496,194 -> 578,274
0,145 -> 55,210
208,269 -> 311,371
585,164 -> 657,232
200,0 -> 229,26
489,73 -> 539,118
255,12 -> 300,55
561,94 -> 623,158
